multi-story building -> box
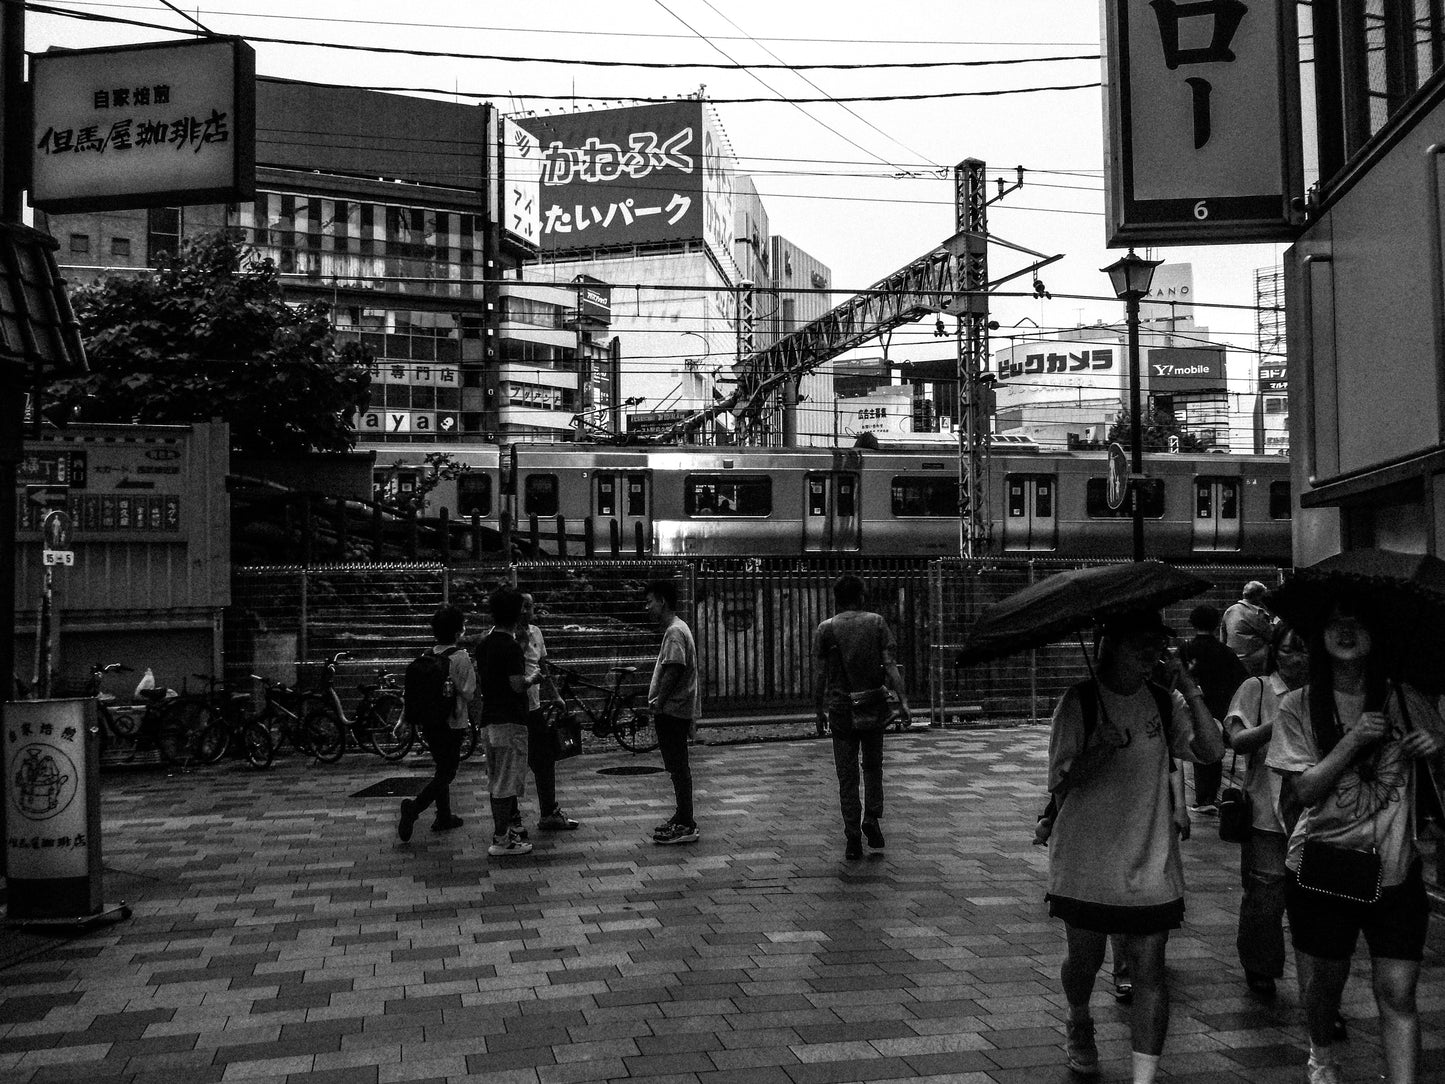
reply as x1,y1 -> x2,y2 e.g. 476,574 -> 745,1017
38,78 -> 617,449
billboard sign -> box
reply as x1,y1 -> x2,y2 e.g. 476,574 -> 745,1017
573,275 -> 612,322
500,118 -> 542,250
997,343 -> 1118,384
521,102 -> 732,262
1146,346 -> 1226,390
31,37 -> 255,213
1103,0 -> 1303,244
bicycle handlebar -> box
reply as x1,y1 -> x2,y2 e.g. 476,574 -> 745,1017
93,662 -> 134,675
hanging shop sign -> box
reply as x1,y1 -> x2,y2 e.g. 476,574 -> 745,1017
1103,0 -> 1303,244
31,37 -> 255,214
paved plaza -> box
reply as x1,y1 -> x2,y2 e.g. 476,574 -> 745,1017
3,726 -> 1445,1084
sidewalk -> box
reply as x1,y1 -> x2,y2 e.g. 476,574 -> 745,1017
2,727 -> 1443,1084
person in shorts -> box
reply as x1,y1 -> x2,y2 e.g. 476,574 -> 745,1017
1267,600 -> 1445,1084
478,586 -> 533,857
1044,609 -> 1223,1084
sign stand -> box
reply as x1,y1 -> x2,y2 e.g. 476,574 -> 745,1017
3,699 -> 130,929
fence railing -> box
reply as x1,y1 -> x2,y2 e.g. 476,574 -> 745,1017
226,557 -> 1282,726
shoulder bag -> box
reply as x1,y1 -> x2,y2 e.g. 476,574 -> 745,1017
1217,678 -> 1260,844
1293,697 -> 1383,904
824,619 -> 892,732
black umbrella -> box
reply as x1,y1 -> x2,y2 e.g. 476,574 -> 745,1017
1265,547 -> 1445,694
956,560 -> 1212,667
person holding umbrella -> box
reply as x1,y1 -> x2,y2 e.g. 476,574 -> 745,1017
1264,551 -> 1445,1084
1044,609 -> 1223,1084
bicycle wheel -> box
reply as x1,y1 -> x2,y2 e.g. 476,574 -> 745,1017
240,720 -> 274,769
367,696 -> 415,761
612,698 -> 659,753
155,702 -> 202,766
301,707 -> 345,763
191,705 -> 231,765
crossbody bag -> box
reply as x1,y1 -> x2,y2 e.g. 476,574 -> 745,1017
1217,678 -> 1261,844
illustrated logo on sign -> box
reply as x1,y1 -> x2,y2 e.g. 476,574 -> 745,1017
12,745 -> 78,821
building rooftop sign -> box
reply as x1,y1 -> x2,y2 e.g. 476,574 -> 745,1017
1103,0 -> 1303,244
30,37 -> 255,214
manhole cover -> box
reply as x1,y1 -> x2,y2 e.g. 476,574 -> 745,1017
351,776 -> 425,798
596,764 -> 664,776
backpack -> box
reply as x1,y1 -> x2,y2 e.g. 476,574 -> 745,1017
404,646 -> 460,728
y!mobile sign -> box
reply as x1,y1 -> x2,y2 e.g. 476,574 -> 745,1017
520,102 -> 735,264
31,38 -> 255,214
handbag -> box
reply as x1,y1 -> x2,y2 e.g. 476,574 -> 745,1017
547,707 -> 582,760
1295,839 -> 1383,904
847,685 -> 892,731
1218,678 -> 1261,844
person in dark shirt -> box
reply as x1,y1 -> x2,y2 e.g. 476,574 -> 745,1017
477,586 -> 534,857
1177,604 -> 1249,815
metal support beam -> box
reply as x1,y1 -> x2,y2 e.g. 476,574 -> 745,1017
957,159 -> 990,559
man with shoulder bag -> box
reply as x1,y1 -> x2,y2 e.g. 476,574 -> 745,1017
398,604 -> 476,842
814,574 -> 910,861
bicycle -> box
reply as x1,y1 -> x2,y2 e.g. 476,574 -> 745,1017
184,673 -> 275,769
88,662 -> 200,767
545,662 -> 657,753
302,651 -> 410,760
251,675 -> 345,763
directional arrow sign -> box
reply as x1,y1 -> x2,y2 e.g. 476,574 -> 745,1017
25,484 -> 68,509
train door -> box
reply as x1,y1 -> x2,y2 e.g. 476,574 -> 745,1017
1193,477 -> 1242,552
595,471 -> 651,554
1003,472 -> 1057,551
802,471 -> 861,552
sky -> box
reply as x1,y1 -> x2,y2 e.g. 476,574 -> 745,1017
25,0 -> 1290,378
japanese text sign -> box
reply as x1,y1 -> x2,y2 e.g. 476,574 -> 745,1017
31,37 -> 255,214
1104,0 -> 1303,244
519,101 -> 731,256
4,700 -> 94,883
501,118 -> 542,250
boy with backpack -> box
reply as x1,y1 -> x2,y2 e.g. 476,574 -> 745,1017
398,603 -> 476,842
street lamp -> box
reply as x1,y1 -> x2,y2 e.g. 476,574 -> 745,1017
1101,249 -> 1163,562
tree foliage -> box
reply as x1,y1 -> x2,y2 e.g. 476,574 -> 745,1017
1107,404 -> 1207,453
48,231 -> 372,455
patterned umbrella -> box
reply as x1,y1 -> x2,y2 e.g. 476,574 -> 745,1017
956,560 -> 1212,667
1265,547 -> 1445,694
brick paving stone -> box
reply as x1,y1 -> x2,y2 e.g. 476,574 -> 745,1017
3,731 -> 1445,1084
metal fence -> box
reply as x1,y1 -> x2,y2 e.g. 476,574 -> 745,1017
227,558 -> 1282,726
929,559 -> 1284,725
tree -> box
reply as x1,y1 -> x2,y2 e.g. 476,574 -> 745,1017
47,231 -> 371,455
1107,404 -> 1207,453
375,452 -> 470,514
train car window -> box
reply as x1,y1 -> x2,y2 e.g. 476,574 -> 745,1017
685,475 -> 771,516
457,473 -> 492,517
837,475 -> 857,517
1269,480 -> 1292,519
891,476 -> 958,517
1036,479 -> 1053,518
1085,477 -> 1165,518
1007,479 -> 1026,517
596,476 -> 616,517
525,474 -> 559,517
627,474 -> 647,516
1195,484 -> 1211,519
808,477 -> 827,517
1220,481 -> 1239,519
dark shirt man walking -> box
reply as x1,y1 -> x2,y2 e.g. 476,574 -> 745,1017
1177,603 -> 1248,815
645,578 -> 701,845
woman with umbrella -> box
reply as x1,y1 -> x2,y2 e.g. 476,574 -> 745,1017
1044,608 -> 1223,1084
1264,551 -> 1445,1084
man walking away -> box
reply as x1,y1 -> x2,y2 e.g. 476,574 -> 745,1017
814,574 -> 910,860
398,604 -> 475,842
520,591 -> 580,834
645,578 -> 701,845
1177,604 -> 1248,815
1222,581 -> 1275,676
479,586 -> 532,857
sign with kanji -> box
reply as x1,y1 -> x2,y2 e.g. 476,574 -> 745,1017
31,37 -> 255,213
1104,0 -> 1303,244
500,118 -> 542,251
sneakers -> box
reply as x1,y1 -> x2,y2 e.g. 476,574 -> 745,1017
1245,973 -> 1277,1000
431,814 -> 464,833
397,799 -> 417,843
538,809 -> 580,831
845,837 -> 863,860
1306,1057 -> 1342,1084
1064,1017 -> 1100,1076
1113,980 -> 1133,1005
653,816 -> 677,835
861,820 -> 885,850
653,822 -> 700,845
488,830 -> 533,857
1189,802 -> 1219,816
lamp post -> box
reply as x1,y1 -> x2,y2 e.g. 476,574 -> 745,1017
1102,250 -> 1163,562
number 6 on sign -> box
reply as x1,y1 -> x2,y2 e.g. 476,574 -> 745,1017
1193,201 -> 1209,220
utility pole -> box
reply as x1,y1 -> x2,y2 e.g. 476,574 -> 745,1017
1,1 -> 25,706
955,159 -> 989,559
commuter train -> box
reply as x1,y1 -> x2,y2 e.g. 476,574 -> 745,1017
364,441 -> 1293,564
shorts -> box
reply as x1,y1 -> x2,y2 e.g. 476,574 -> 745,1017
1047,894 -> 1184,936
1286,859 -> 1429,962
485,721 -> 529,799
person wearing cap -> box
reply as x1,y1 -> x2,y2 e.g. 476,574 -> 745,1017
1044,609 -> 1224,1084
1223,581 -> 1276,676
